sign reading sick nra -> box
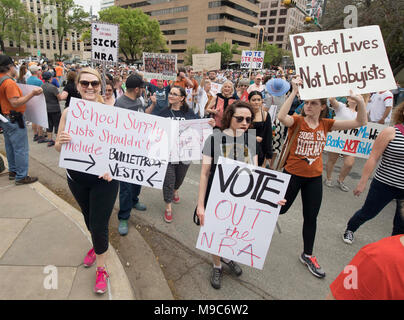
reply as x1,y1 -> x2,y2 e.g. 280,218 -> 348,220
91,22 -> 119,63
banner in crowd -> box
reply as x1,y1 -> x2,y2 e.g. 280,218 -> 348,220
59,98 -> 175,189
240,51 -> 265,70
192,52 -> 221,72
18,84 -> 48,128
170,119 -> 213,162
210,82 -> 222,97
196,157 -> 290,270
143,53 -> 177,81
290,25 -> 396,100
91,22 -> 119,64
324,122 -> 387,158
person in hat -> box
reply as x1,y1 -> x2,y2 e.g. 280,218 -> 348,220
41,71 -> 62,147
114,73 -> 155,236
247,73 -> 265,94
264,77 -> 291,169
0,55 -> 43,184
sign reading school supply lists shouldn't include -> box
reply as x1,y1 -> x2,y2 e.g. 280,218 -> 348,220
196,157 -> 290,270
91,22 -> 119,63
59,98 -> 174,189
290,25 -> 396,100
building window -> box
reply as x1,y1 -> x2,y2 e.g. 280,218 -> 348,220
64,42 -> 68,50
268,19 -> 276,25
53,42 -> 56,50
279,18 -> 286,24
45,29 -> 49,35
39,28 -> 42,35
40,40 -> 44,49
271,0 -> 278,8
162,29 -> 187,35
205,38 -> 215,44
78,43 -> 80,50
147,5 -> 188,16
9,40 -> 13,47
72,43 -> 75,51
268,27 -> 275,33
270,10 -> 277,16
259,20 -> 266,25
171,49 -> 186,53
171,40 -> 187,45
159,17 -> 188,25
46,40 -> 50,49
280,8 -> 287,15
276,35 -> 284,41
278,26 -> 285,33
232,39 -> 250,47
260,11 -> 267,17
267,35 -> 274,41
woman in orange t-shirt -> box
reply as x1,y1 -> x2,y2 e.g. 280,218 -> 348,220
277,76 -> 367,279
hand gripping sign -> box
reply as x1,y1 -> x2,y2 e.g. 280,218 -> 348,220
59,98 -> 175,189
196,157 -> 291,270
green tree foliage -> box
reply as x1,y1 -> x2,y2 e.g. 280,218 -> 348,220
9,9 -> 36,55
206,42 -> 240,68
256,42 -> 292,67
99,6 -> 167,62
184,46 -> 202,66
0,0 -> 27,52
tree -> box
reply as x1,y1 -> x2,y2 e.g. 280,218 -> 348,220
206,42 -> 240,68
256,42 -> 292,67
44,0 -> 89,59
9,9 -> 36,56
184,46 -> 202,66
0,0 -> 26,53
99,6 -> 167,63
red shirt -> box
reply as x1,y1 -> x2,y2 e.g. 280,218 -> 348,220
330,236 -> 404,300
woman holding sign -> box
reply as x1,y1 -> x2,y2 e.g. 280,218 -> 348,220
196,101 -> 286,289
55,67 -> 119,294
277,76 -> 367,279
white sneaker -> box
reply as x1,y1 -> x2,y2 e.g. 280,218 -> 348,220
324,179 -> 333,187
343,230 -> 354,244
337,180 -> 349,192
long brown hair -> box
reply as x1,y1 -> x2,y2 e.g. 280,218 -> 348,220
301,98 -> 328,119
392,101 -> 404,125
221,101 -> 255,130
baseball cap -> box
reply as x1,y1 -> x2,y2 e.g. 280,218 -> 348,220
126,73 -> 145,89
29,65 -> 41,73
0,55 -> 14,67
42,71 -> 52,80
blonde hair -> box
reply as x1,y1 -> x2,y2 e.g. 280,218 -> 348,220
76,67 -> 103,103
392,101 -> 404,125
221,80 -> 235,97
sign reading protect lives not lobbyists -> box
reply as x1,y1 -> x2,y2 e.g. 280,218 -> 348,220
241,51 -> 265,69
59,98 -> 175,189
324,122 -> 386,158
290,25 -> 396,100
196,157 -> 290,270
92,22 -> 119,63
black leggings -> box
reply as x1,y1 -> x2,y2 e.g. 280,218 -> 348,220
67,173 -> 119,255
280,170 -> 323,256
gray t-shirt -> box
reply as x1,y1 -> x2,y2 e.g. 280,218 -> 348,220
114,94 -> 144,112
41,82 -> 61,113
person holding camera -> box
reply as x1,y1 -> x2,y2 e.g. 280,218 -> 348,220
0,55 -> 43,185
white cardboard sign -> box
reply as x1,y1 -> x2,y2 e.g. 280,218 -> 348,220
18,83 -> 48,128
59,98 -> 175,189
91,22 -> 119,63
241,51 -> 265,70
196,157 -> 290,270
290,25 -> 396,100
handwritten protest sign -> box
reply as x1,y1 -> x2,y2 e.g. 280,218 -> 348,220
143,53 -> 177,81
210,82 -> 222,97
196,157 -> 290,270
59,98 -> 174,189
290,25 -> 396,100
18,84 -> 48,128
241,51 -> 265,70
324,122 -> 386,158
170,119 -> 213,162
91,22 -> 119,63
192,52 -> 221,72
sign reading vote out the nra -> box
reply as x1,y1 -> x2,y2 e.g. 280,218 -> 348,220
91,22 -> 119,63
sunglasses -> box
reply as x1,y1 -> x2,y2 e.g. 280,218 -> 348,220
79,80 -> 100,88
233,116 -> 252,124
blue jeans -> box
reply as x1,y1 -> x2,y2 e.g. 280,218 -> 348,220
347,178 -> 404,235
0,120 -> 29,180
118,181 -> 142,220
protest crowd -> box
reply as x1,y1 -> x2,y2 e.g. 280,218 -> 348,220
0,46 -> 403,299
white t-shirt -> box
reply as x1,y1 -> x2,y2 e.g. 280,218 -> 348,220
367,91 -> 393,123
334,102 -> 357,120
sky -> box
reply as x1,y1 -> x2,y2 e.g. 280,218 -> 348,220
74,0 -> 101,16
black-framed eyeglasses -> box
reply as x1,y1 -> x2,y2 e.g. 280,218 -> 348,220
233,116 -> 252,124
79,80 -> 100,88
168,92 -> 181,97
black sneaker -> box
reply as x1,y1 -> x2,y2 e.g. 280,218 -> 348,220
8,171 -> 16,180
33,134 -> 39,141
15,176 -> 38,185
210,267 -> 223,289
299,253 -> 326,278
37,137 -> 48,144
220,258 -> 242,277
343,230 -> 354,244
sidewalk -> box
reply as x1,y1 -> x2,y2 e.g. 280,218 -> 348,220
0,155 -> 135,300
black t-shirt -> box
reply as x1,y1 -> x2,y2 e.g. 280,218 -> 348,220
63,81 -> 81,108
158,107 -> 199,120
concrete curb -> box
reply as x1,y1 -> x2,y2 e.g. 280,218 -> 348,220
0,153 -> 135,300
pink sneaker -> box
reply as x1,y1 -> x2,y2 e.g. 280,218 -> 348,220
164,210 -> 173,223
83,248 -> 96,267
173,194 -> 180,204
94,267 -> 109,294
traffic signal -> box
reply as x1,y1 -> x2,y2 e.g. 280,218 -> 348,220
282,0 -> 296,8
304,16 -> 313,24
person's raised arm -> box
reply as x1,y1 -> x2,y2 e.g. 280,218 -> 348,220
331,91 -> 367,131
329,97 -> 341,111
145,93 -> 156,114
277,77 -> 301,128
